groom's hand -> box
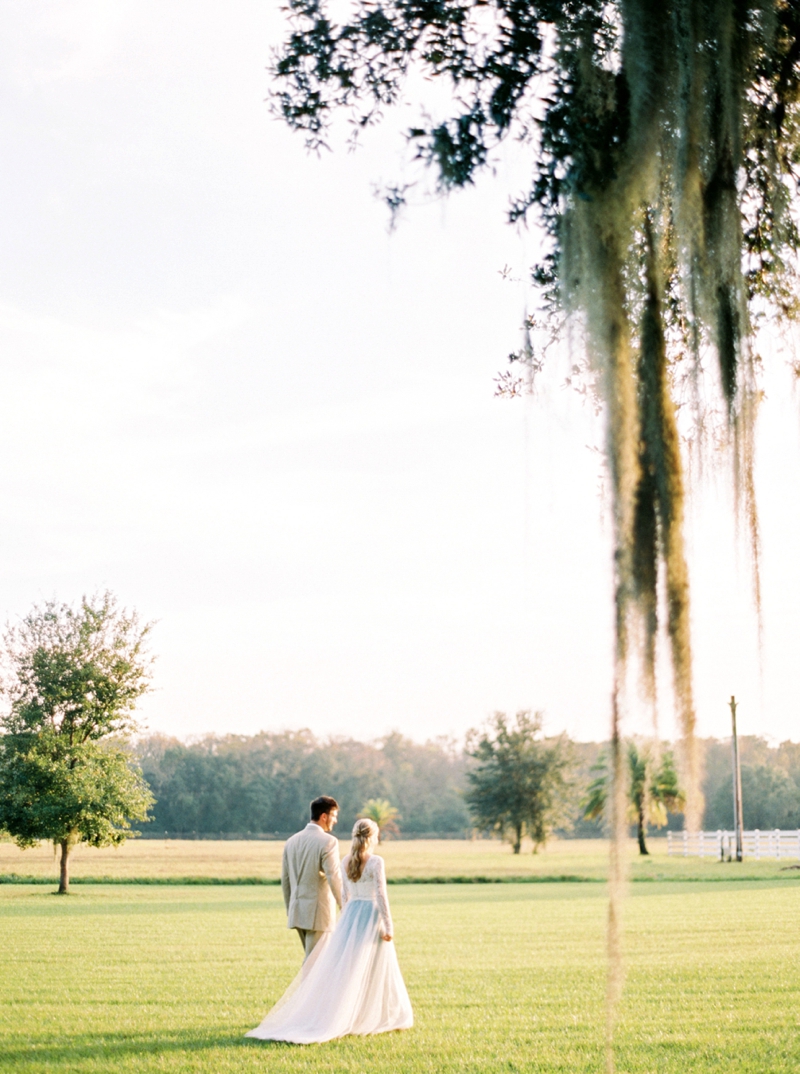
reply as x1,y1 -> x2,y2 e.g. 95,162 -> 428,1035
382,934 -> 392,942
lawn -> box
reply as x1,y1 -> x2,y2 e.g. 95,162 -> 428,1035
3,880 -> 800,1072
3,836 -> 799,883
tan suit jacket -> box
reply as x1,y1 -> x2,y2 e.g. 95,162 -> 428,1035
281,822 -> 342,932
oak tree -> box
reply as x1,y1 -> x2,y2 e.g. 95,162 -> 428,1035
465,710 -> 573,853
0,593 -> 154,893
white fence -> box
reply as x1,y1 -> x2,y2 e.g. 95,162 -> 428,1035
667,829 -> 800,860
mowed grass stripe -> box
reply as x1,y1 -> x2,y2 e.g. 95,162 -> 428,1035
3,882 -> 800,1072
4,837 -> 800,884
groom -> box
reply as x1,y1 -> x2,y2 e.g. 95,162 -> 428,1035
281,795 -> 342,959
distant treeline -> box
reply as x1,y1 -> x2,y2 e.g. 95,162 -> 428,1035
132,731 -> 800,838
701,736 -> 800,830
134,731 -> 472,836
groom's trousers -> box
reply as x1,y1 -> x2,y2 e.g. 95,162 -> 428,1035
295,928 -> 325,959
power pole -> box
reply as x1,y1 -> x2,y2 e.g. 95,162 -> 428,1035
730,695 -> 744,862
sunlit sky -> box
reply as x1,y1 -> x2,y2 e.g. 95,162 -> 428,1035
0,1 -> 798,746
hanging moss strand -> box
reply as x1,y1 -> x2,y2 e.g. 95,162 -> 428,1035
638,215 -> 702,827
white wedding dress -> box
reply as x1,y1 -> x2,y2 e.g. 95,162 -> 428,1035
246,853 -> 413,1044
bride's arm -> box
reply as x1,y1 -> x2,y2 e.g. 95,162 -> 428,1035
373,856 -> 393,940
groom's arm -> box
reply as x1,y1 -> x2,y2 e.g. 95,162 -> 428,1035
280,844 -> 291,912
321,837 -> 342,909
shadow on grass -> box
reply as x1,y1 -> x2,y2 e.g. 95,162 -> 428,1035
2,1027 -> 272,1067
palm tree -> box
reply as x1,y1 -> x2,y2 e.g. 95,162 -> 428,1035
359,799 -> 400,843
584,742 -> 685,855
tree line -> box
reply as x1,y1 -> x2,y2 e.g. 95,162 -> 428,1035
701,737 -> 800,831
134,730 -> 471,837
133,726 -> 800,841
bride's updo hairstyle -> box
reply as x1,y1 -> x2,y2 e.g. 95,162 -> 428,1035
347,818 -> 379,882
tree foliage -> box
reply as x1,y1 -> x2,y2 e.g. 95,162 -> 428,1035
272,0 -> 800,829
700,735 -> 800,830
0,594 -> 154,893
465,710 -> 573,853
135,729 -> 471,836
584,740 -> 684,854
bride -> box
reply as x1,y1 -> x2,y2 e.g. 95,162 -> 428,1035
246,817 -> 413,1044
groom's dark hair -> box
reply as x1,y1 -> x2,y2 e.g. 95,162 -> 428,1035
310,796 -> 339,820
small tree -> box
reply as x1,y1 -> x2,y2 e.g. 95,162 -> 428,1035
0,593 -> 155,893
465,711 -> 573,854
584,742 -> 684,855
359,798 -> 400,842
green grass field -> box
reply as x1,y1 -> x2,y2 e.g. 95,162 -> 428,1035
3,836 -> 799,883
3,878 -> 800,1073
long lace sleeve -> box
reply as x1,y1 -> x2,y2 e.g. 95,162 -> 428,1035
373,856 -> 393,937
340,857 -> 350,908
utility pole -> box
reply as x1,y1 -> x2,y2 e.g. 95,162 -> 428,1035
730,695 -> 744,862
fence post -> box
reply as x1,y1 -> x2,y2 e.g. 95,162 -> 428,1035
667,831 -> 672,857
775,829 -> 781,861
717,830 -> 723,862
755,829 -> 760,860
683,830 -> 688,857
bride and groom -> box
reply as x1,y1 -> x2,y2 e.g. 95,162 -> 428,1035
247,795 -> 413,1044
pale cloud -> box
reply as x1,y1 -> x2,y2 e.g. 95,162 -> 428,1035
8,1 -> 136,88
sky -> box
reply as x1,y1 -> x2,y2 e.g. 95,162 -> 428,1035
0,1 -> 797,746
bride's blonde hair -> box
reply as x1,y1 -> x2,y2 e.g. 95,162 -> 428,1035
347,818 -> 378,881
